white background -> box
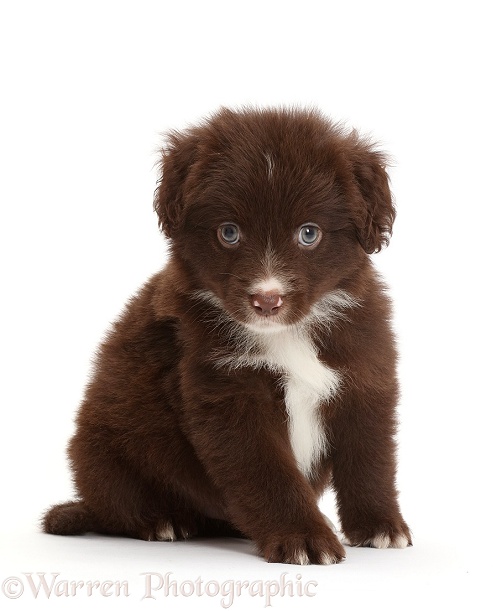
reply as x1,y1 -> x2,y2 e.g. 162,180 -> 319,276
1,1 -> 500,609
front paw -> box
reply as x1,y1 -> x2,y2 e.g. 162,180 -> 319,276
342,520 -> 412,549
261,528 -> 346,565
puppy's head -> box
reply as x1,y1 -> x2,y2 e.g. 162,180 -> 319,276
155,108 -> 395,333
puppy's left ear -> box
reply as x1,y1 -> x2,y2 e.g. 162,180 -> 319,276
154,131 -> 199,238
351,146 -> 396,254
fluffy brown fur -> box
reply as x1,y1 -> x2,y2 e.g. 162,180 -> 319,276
42,107 -> 411,564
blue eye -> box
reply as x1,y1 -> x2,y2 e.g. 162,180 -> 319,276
298,224 -> 321,247
218,223 -> 240,246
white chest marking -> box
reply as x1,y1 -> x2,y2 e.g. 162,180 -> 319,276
217,327 -> 342,478
195,289 -> 355,478
259,330 -> 341,477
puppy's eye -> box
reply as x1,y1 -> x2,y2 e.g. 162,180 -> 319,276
218,223 -> 240,246
298,224 -> 322,247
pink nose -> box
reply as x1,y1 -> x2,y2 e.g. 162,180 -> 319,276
250,293 -> 283,316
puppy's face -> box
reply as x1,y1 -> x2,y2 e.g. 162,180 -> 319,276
155,109 -> 395,333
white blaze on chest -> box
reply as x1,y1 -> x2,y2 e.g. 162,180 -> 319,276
194,288 -> 350,478
257,329 -> 342,478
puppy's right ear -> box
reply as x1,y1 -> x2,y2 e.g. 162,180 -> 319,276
154,132 -> 199,238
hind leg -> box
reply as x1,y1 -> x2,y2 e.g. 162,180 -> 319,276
59,433 -> 200,540
53,420 -> 242,541
42,496 -> 202,541
43,496 -> 244,541
104,490 -> 245,542
43,490 -> 206,542
84,480 -> 202,542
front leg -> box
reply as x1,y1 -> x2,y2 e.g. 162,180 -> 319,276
180,367 -> 345,565
331,390 -> 412,549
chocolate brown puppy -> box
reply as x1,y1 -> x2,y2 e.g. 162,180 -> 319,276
43,107 -> 411,564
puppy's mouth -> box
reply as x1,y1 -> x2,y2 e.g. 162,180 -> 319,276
191,287 -> 359,337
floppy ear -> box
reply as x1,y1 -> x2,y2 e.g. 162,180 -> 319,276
154,131 -> 199,238
351,146 -> 396,254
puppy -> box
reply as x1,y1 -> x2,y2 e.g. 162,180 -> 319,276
43,107 -> 411,564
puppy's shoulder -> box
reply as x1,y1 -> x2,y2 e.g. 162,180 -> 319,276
149,261 -> 188,321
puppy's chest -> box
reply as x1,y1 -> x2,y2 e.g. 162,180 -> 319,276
219,330 -> 342,478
